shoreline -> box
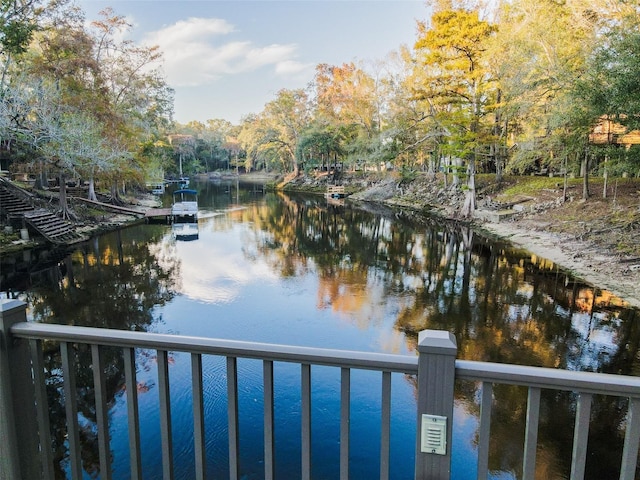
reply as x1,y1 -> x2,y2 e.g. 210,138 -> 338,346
476,220 -> 640,309
344,172 -> 640,311
4,172 -> 639,310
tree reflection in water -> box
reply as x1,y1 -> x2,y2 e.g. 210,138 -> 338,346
15,224 -> 179,477
250,194 -> 639,479
1,186 -> 638,479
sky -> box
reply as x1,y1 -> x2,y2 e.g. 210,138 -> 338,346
78,0 -> 430,125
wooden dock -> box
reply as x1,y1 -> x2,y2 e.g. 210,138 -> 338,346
325,185 -> 345,198
145,207 -> 171,223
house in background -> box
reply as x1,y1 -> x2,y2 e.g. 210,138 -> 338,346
589,116 -> 640,147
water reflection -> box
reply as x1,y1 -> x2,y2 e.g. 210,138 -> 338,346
1,180 -> 638,479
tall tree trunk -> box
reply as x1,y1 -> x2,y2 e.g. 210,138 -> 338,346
602,155 -> 608,199
88,175 -> 97,201
494,89 -> 504,182
452,157 -> 460,186
461,158 -> 476,218
491,143 -> 502,182
442,153 -> 448,189
110,180 -> 123,205
562,156 -> 568,203
58,171 -> 76,221
582,150 -> 590,200
35,160 -> 48,190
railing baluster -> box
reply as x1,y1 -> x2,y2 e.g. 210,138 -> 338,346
60,342 -> 82,480
522,387 -> 541,480
157,349 -> 174,480
477,381 -> 493,480
191,353 -> 206,480
9,320 -> 640,480
301,363 -> 311,480
380,371 -> 391,480
227,356 -> 239,480
123,347 -> 142,480
570,392 -> 592,479
91,344 -> 112,479
620,397 -> 640,480
263,360 -> 275,480
29,339 -> 54,480
340,367 -> 350,480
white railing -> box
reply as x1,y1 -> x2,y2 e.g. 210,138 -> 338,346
1,300 -> 639,480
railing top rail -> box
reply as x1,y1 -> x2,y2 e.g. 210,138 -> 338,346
456,359 -> 640,398
10,322 -> 640,398
9,322 -> 418,374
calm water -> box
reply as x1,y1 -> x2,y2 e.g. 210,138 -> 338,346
1,180 -> 639,479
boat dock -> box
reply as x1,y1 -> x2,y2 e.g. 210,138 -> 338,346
325,185 -> 345,198
145,207 -> 172,223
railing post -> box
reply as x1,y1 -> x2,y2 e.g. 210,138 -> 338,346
0,300 -> 41,479
415,330 -> 457,480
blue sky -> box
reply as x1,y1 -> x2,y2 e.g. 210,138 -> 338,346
78,1 -> 429,125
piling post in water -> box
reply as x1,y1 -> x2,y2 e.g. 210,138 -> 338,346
414,330 -> 457,480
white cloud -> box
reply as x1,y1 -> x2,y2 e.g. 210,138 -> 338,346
149,17 -> 235,44
275,59 -> 313,76
143,17 -> 302,87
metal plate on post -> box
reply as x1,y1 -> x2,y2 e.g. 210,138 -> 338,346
421,414 -> 447,455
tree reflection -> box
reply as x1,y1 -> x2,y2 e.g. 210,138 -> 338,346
9,225 -> 179,478
3,190 -> 639,479
239,192 -> 640,480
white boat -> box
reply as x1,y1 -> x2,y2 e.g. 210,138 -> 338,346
171,189 -> 198,220
146,181 -> 165,195
171,189 -> 199,240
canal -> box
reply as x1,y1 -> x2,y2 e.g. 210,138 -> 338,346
1,179 -> 638,479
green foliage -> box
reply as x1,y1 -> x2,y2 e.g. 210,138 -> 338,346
0,0 -> 38,57
4,0 -> 640,190
581,27 -> 640,131
412,6 -> 496,173
399,166 -> 417,182
296,122 -> 344,165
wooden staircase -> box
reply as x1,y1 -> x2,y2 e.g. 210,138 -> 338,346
23,209 -> 86,245
0,182 -> 35,218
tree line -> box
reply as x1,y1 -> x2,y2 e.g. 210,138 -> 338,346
0,1 -> 173,218
173,0 -> 640,216
2,0 -> 639,218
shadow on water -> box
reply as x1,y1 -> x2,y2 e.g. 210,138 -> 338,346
1,180 -> 638,479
